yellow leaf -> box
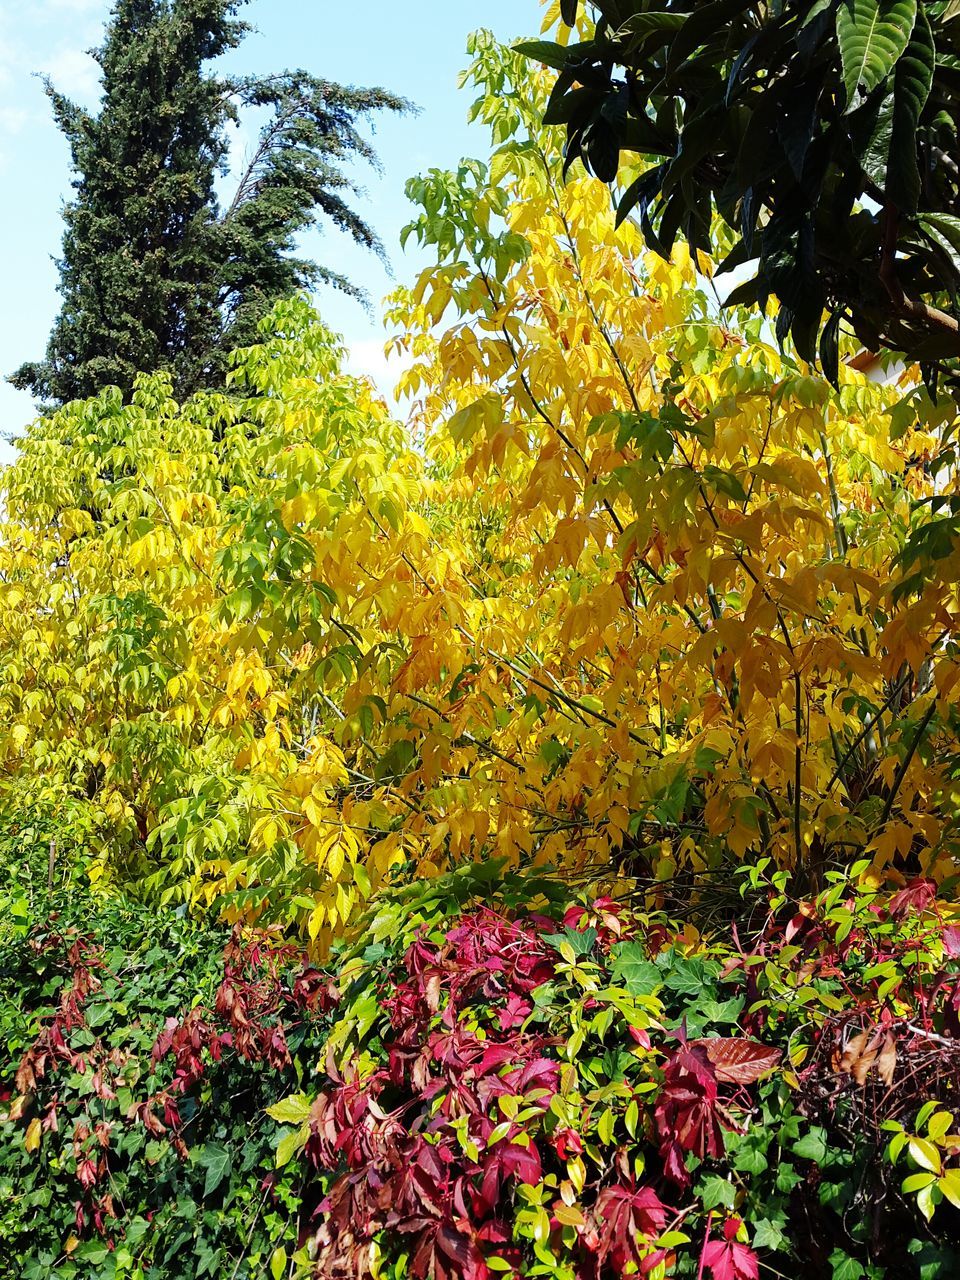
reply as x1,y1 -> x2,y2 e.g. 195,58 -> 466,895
24,1117 -> 41,1153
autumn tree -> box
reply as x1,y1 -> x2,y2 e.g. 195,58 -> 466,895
11,0 -> 408,406
1,28 -> 958,945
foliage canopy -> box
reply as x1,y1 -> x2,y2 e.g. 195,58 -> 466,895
524,0 -> 960,385
1,32 -> 959,947
4,12 -> 960,1280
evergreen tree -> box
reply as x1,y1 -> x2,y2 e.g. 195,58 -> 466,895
13,0 -> 408,405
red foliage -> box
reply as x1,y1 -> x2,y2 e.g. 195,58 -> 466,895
309,912 -> 562,1280
13,924 -> 336,1234
595,1182 -> 669,1274
306,907 -> 777,1280
702,1219 -> 759,1280
655,1044 -> 728,1188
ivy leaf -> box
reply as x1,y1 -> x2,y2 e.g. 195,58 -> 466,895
543,926 -> 597,958
610,941 -> 662,995
837,0 -> 918,110
196,1142 -> 232,1198
751,1217 -> 788,1251
699,1173 -> 737,1209
829,1250 -> 866,1280
793,1128 -> 830,1162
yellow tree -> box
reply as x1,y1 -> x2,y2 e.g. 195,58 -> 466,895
0,28 -> 956,947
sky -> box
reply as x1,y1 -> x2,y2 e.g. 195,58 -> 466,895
0,0 -> 546,456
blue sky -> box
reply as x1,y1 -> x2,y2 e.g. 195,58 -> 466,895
0,0 -> 544,453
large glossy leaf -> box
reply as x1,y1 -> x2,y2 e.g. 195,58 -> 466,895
666,0 -> 755,77
887,7 -> 936,209
854,87 -> 897,189
920,212 -> 960,282
777,84 -> 820,183
514,40 -> 572,71
837,0 -> 918,108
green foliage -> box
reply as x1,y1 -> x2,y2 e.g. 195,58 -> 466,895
11,0 -> 409,406
528,0 -> 960,385
0,872 -> 332,1279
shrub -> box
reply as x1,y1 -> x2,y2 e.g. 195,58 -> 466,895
5,864 -> 960,1276
0,878 -> 335,1279
277,868 -> 960,1279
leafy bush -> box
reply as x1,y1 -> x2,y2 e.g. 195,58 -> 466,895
2,28 -> 959,959
274,868 -> 960,1279
5,858 -> 960,1277
0,877 -> 335,1279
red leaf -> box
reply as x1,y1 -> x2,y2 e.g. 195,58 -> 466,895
690,1038 -> 781,1085
595,1184 -> 669,1271
888,878 -> 937,919
552,1129 -> 583,1160
943,925 -> 960,958
702,1239 -> 759,1280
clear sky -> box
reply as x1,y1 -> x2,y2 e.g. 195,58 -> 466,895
0,0 -> 545,455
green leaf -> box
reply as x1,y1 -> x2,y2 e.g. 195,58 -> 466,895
752,1217 -> 788,1252
886,7 -> 935,210
667,0 -> 754,76
514,40 -> 572,71
837,0 -> 918,109
830,1250 -> 866,1280
196,1142 -> 231,1198
793,1127 -> 830,1162
699,1173 -> 737,1210
920,212 -> 960,281
543,926 -> 597,958
276,1123 -> 309,1169
939,1168 -> 960,1209
610,941 -> 662,995
820,310 -> 842,388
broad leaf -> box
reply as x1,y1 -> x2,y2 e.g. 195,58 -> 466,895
266,1093 -> 313,1125
196,1142 -> 231,1198
514,40 -> 571,71
887,7 -> 935,210
837,0 -> 918,109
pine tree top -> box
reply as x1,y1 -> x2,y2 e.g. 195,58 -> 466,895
12,0 -> 410,407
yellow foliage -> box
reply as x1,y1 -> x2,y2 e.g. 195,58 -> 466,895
0,33 -> 957,945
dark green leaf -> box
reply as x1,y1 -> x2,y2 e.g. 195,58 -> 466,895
514,40 -> 573,72
197,1142 -> 232,1198
887,7 -> 936,209
820,309 -> 843,386
837,0 -> 918,109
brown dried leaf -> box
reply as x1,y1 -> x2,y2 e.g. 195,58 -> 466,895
691,1037 -> 781,1084
839,1028 -> 882,1086
877,1031 -> 897,1086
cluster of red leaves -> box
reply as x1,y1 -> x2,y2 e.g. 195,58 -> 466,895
146,928 -> 338,1141
309,912 -> 560,1280
10,925 -> 335,1243
303,907 -> 770,1280
11,934 -> 126,1238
